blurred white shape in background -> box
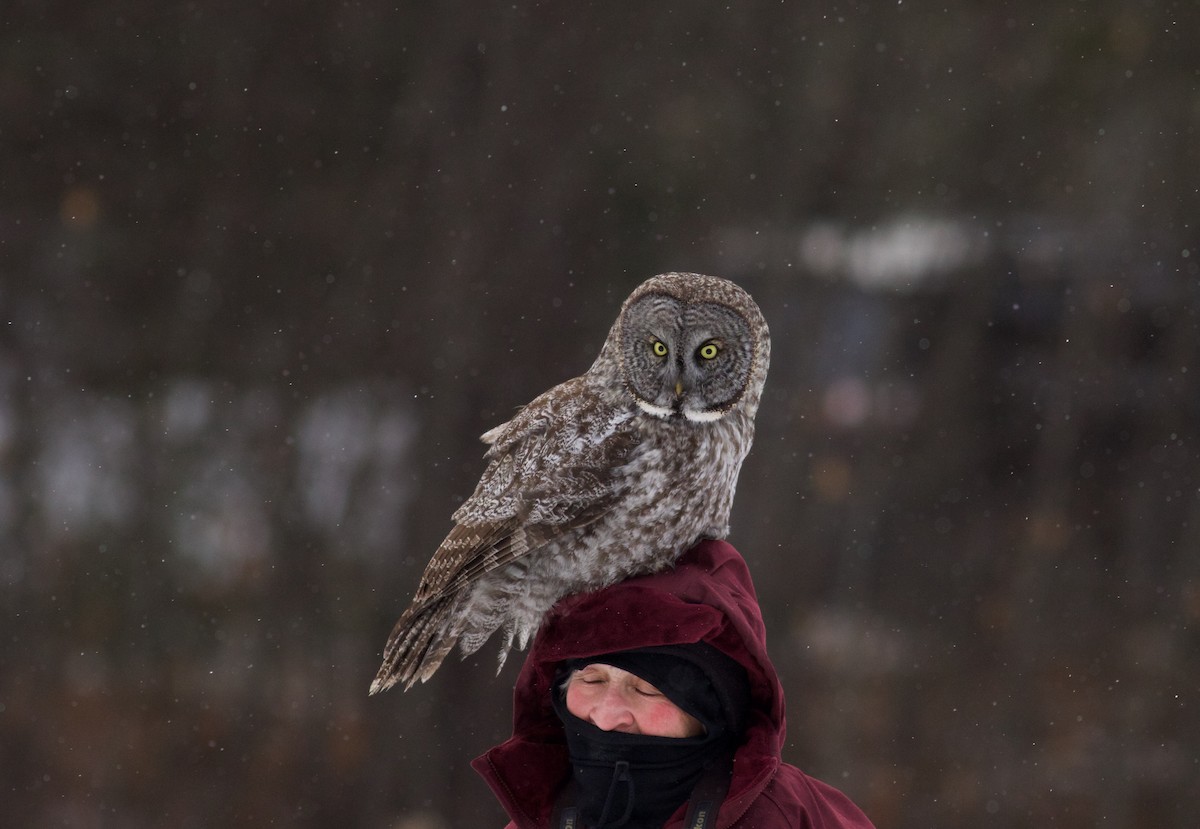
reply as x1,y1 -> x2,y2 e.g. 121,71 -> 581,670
799,214 -> 988,292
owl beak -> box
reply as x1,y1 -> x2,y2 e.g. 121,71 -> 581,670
674,380 -> 684,397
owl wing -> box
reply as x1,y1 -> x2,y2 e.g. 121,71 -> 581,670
407,377 -> 639,610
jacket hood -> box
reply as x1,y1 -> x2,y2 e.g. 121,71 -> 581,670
473,539 -> 785,829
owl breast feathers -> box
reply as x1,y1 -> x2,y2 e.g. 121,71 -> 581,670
370,272 -> 770,693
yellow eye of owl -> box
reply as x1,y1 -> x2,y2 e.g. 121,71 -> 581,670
698,342 -> 720,360
651,340 -> 668,357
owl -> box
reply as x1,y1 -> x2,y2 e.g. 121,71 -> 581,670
370,272 -> 770,693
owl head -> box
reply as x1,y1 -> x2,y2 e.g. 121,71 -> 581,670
603,273 -> 770,423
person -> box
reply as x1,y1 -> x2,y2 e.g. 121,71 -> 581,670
472,539 -> 876,829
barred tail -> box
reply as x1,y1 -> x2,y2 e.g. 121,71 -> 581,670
369,596 -> 461,694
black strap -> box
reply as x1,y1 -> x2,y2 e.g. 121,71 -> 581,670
681,753 -> 733,829
553,777 -> 581,829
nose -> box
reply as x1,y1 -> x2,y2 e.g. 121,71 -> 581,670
587,688 -> 637,733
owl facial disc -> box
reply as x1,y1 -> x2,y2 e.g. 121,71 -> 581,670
619,292 -> 756,423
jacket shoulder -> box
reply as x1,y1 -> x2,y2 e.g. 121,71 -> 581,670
731,764 -> 875,829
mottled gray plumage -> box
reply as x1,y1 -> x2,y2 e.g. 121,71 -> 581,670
370,272 -> 770,693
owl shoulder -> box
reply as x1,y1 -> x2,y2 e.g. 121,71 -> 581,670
479,375 -> 636,459
478,377 -> 582,446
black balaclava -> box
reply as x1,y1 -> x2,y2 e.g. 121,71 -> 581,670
552,643 -> 750,829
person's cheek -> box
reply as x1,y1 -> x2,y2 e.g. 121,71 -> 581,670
642,701 -> 687,737
565,685 -> 591,718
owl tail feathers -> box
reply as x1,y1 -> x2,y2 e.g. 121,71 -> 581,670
369,597 -> 459,695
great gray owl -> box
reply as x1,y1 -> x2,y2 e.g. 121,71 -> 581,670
370,272 -> 769,693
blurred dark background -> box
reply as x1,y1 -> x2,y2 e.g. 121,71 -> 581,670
2,1 -> 1197,827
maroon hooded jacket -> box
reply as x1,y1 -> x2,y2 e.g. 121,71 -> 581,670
472,539 -> 876,829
